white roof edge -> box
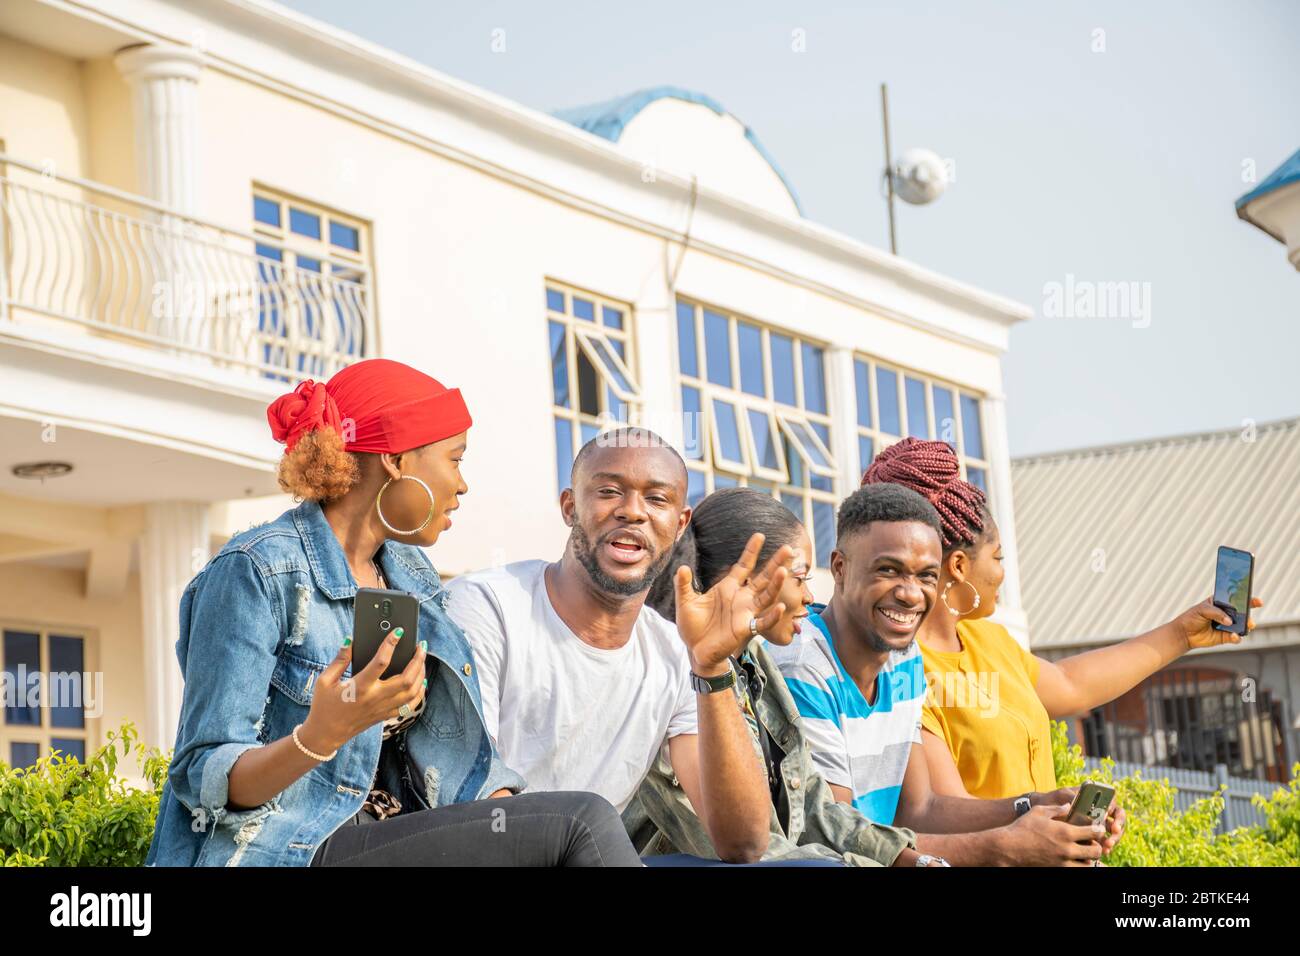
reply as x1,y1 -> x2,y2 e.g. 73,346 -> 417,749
1013,416 -> 1300,466
66,0 -> 1033,330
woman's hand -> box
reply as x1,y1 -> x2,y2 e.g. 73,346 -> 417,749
1178,596 -> 1263,650
299,630 -> 427,754
673,532 -> 793,674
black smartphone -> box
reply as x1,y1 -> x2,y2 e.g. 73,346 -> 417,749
1065,781 -> 1115,827
352,587 -> 420,680
1212,546 -> 1255,636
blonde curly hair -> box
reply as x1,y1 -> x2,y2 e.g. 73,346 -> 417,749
276,427 -> 360,502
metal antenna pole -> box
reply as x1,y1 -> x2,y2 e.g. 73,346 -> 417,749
881,82 -> 897,255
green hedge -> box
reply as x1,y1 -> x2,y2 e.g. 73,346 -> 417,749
2,720 -> 1297,866
1051,720 -> 1300,867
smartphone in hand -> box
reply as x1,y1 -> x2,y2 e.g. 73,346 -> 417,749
1212,546 -> 1255,636
352,588 -> 420,680
1064,781 -> 1116,827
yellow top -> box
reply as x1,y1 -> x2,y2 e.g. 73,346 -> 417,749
919,617 -> 1057,799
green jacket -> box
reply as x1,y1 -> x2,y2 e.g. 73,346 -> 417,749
622,641 -> 917,866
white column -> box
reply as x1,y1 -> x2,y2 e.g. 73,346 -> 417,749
139,502 -> 210,750
982,390 -> 1030,647
113,44 -> 204,214
827,346 -> 861,493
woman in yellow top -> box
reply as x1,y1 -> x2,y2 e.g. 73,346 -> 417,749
862,437 -> 1263,800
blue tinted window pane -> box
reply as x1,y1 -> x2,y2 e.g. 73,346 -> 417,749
288,207 -> 321,239
747,410 -> 780,471
576,350 -> 600,415
602,306 -> 623,330
328,221 -> 360,251
854,360 -> 872,429
933,387 -> 957,449
858,435 -> 874,475
48,635 -> 84,730
296,256 -> 321,273
712,400 -> 744,463
783,433 -> 806,487
255,243 -> 283,264
546,288 -> 565,312
553,418 -> 574,493
738,323 -> 765,397
676,301 -> 698,377
771,334 -> 796,406
780,492 -> 803,521
609,339 -> 625,360
961,395 -> 984,459
812,501 -> 836,568
681,386 -> 704,461
548,321 -> 569,408
967,466 -> 988,494
810,421 -> 833,492
801,344 -> 827,414
905,377 -> 930,439
4,631 -> 40,726
580,422 -> 601,447
747,478 -> 775,496
10,742 -> 38,769
687,469 -> 707,508
713,473 -> 740,490
704,309 -> 732,387
253,196 -> 280,227
572,297 -> 595,321
876,367 -> 901,435
51,738 -> 85,762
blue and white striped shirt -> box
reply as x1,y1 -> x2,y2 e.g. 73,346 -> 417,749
767,607 -> 926,826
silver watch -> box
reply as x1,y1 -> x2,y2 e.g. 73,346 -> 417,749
915,853 -> 951,867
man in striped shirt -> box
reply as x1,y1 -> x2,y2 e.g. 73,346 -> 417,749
769,484 -> 1124,865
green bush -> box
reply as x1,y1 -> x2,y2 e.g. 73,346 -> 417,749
0,722 -> 168,867
1050,720 -> 1300,867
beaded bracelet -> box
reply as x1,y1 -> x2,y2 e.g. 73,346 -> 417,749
292,723 -> 337,762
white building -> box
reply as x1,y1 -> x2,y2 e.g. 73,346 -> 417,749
0,0 -> 1032,767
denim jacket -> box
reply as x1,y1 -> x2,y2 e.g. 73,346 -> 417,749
145,500 -> 526,867
623,641 -> 917,866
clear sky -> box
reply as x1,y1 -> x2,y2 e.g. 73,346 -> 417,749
279,0 -> 1299,456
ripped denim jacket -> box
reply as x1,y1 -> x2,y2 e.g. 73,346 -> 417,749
145,500 -> 525,866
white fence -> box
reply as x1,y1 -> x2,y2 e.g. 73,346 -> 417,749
0,155 -> 370,381
1082,757 -> 1286,833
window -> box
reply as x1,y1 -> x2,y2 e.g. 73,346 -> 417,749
548,282 -> 641,493
252,189 -> 371,381
676,298 -> 839,568
2,627 -> 93,768
853,356 -> 991,495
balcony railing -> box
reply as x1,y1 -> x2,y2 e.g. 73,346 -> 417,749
0,154 -> 371,382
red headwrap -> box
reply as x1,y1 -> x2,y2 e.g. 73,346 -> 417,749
267,359 -> 472,453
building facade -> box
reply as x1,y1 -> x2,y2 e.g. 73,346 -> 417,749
0,0 -> 1032,767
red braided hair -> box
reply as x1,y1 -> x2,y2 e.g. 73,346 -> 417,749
861,437 -> 987,551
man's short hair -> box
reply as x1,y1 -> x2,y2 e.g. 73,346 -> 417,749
571,426 -> 686,484
836,483 -> 942,543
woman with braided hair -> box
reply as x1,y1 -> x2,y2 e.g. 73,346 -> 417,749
862,437 -> 1264,801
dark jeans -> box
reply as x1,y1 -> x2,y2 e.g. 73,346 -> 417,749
643,853 -> 844,867
311,791 -> 642,867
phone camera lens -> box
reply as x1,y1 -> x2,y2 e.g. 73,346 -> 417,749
380,620 -> 391,631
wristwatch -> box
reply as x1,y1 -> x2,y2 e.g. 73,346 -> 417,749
915,853 -> 951,867
690,667 -> 737,695
1013,795 -> 1032,818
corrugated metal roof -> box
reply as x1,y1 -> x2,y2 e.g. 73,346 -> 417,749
1011,418 -> 1300,650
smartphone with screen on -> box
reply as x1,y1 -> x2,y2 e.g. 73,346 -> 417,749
352,587 -> 419,680
1212,546 -> 1255,637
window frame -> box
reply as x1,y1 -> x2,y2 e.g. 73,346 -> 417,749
1,623 -> 97,769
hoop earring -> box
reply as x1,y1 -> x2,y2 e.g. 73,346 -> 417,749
376,475 -> 436,536
941,580 -> 981,616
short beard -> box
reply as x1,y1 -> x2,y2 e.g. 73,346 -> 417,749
570,518 -> 675,597
864,628 -> 910,654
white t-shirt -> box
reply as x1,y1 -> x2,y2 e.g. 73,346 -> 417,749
445,559 -> 698,811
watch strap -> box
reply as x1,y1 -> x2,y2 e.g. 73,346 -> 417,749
690,667 -> 737,695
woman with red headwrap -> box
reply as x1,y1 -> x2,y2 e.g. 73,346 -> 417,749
862,438 -> 1263,802
146,359 -> 642,866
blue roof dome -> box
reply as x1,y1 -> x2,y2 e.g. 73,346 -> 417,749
554,85 -> 803,216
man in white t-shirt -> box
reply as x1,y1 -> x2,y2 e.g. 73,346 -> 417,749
446,428 -> 787,863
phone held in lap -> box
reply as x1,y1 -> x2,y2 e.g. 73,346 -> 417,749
1212,545 -> 1255,637
1064,781 -> 1115,827
352,588 -> 420,680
